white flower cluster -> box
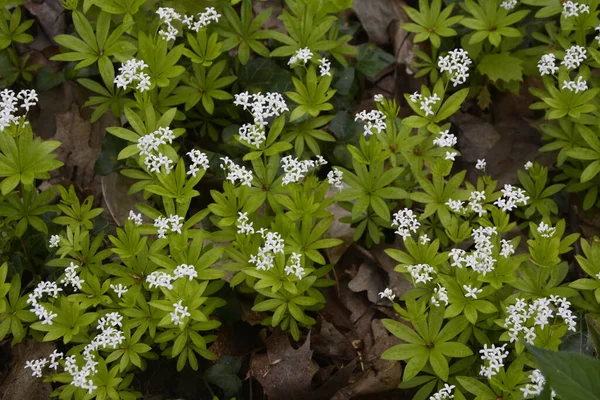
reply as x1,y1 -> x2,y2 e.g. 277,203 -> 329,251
233,91 -> 289,147
1,89 -> 38,132
157,7 -> 220,41
463,284 -> 482,299
537,221 -> 556,238
319,58 -> 331,77
494,184 -> 530,212
479,343 -> 509,379
562,76 -> 588,93
500,239 -> 515,258
27,281 -> 62,325
521,369 -> 555,398
236,212 -> 255,235
355,109 -> 387,136
249,229 -> 285,271
431,284 -> 449,307
281,155 -> 327,185
154,214 -> 184,238
468,190 -> 487,217
174,264 -> 198,280
49,234 -> 61,248
60,262 -> 84,291
476,159 -> 486,171
327,168 -> 344,191
524,161 -> 533,170
25,349 -> 66,377
392,208 -> 420,239
288,47 -> 313,65
433,130 -> 457,148
596,26 -> 600,45
429,384 -> 455,400
64,313 -> 125,393
170,300 -> 191,326
373,94 -> 384,103
220,156 -> 254,187
445,199 -> 466,214
407,263 -> 436,284
110,283 -> 128,298
146,263 -> 198,290
411,92 -> 440,117
128,210 -> 143,226
500,0 -> 517,10
284,252 -> 304,279
379,287 -> 396,301
419,234 -> 430,244
562,1 -> 590,18
504,296 -> 577,344
562,45 -> 587,70
437,48 -> 472,86
187,149 -> 210,177
137,126 -> 176,174
449,227 -> 498,275
114,59 -> 151,92
538,54 -> 559,76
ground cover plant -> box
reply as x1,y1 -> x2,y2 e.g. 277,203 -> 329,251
1,0 -> 600,399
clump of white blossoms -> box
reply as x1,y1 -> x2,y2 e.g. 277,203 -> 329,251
249,229 -> 285,271
431,284 -> 449,307
468,190 -> 487,217
410,92 -> 440,117
479,343 -> 509,379
562,45 -> 587,70
494,184 -> 530,212
445,199 -> 466,214
284,252 -> 304,279
407,263 -> 436,284
429,384 -> 455,400
187,149 -> 210,177
500,0 -> 517,10
475,159 -> 486,171
437,48 -> 472,86
524,161 -> 533,170
137,126 -> 176,174
373,94 -> 384,103
234,91 -> 289,148
60,262 -> 84,291
114,59 -> 151,92
433,130 -> 457,148
504,296 -> 577,344
281,155 -> 327,185
219,156 -> 254,186
157,7 -> 220,41
174,263 -> 198,280
379,287 -> 396,301
25,349 -> 64,377
48,234 -> 61,248
537,54 -> 559,76
319,58 -> 332,77
463,284 -> 482,299
170,300 -> 191,326
27,281 -> 62,325
288,47 -> 313,65
355,109 -> 387,136
449,226 -> 497,275
562,1 -> 590,18
521,369 -> 556,398
562,76 -> 588,93
419,234 -> 430,244
146,271 -> 174,290
127,210 -> 143,226
1,89 -> 38,132
153,214 -> 184,238
327,168 -> 344,191
236,212 -> 255,235
500,239 -> 515,258
596,26 -> 600,45
537,221 -> 556,238
391,208 -> 420,239
110,283 -> 128,298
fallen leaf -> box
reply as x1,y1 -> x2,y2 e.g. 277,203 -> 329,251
353,0 -> 406,46
348,263 -> 385,304
23,0 -> 66,46
313,319 -> 356,361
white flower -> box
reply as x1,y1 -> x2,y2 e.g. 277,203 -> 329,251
391,208 -> 420,239
238,123 -> 266,148
463,284 -> 482,299
479,343 -> 509,379
187,149 -> 210,176
433,130 -> 457,148
174,264 -> 197,281
379,288 -> 396,301
521,369 -> 556,399
596,26 -> 600,45
562,1 -> 590,18
220,157 -> 254,187
445,151 -> 457,161
110,283 -> 128,298
49,234 -> 61,248
327,168 -> 344,191
48,349 -> 63,370
319,58 -> 331,76
418,93 -> 440,116
407,264 -> 436,284
61,262 -> 84,291
27,281 -> 63,325
524,161 -> 533,170
446,199 -> 466,214
17,89 -> 38,111
114,59 -> 151,92
154,214 -> 184,238
494,184 -> 529,212
284,252 -> 304,279
500,0 -> 517,10
409,91 -> 422,103
170,300 -> 191,326
373,94 -> 384,103
562,45 -> 587,70
157,7 -> 219,40
431,284 -> 449,307
24,358 -> 48,378
429,384 -> 455,400
146,271 -> 174,290
182,7 -> 221,32
281,155 -> 321,185
288,47 -> 313,65
233,91 -> 288,147
562,76 -> 588,93
468,191 -> 487,217
419,234 -> 430,244
355,109 -> 387,136
451,227 -> 498,275
1,89 -> 38,132
500,239 -> 515,258
127,210 -> 143,226
249,229 -> 285,271
537,222 -> 556,238
537,54 -> 559,76
236,212 -> 255,235
438,48 -> 472,86
475,159 -> 486,170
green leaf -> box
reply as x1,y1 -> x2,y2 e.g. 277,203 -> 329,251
477,53 -> 523,83
381,319 -> 425,345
